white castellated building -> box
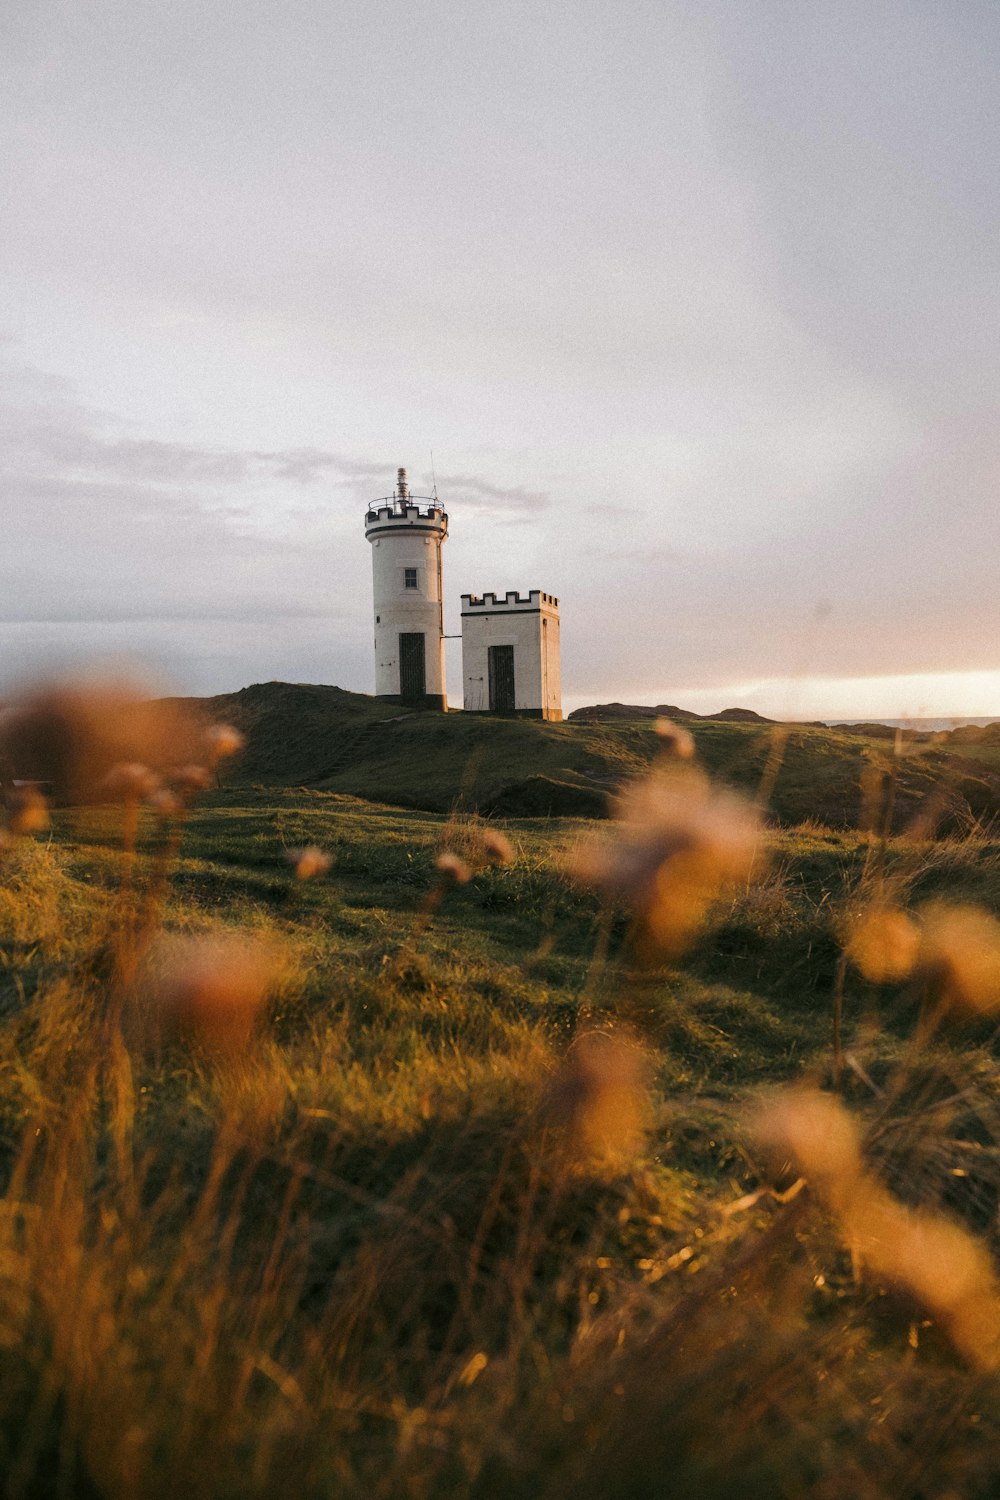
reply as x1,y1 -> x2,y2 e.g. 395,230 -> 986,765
461,590 -> 561,720
365,467 -> 561,720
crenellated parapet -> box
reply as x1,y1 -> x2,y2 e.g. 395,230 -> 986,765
460,586 -> 561,719
365,501 -> 448,539
362,463 -> 560,719
461,589 -> 558,612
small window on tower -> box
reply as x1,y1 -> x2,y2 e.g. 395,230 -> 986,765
404,568 -> 418,589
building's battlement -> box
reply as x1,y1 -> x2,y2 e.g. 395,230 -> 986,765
461,589 -> 559,612
363,464 -> 560,718
365,501 -> 448,528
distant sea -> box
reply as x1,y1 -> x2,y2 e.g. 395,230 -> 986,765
826,717 -> 1000,732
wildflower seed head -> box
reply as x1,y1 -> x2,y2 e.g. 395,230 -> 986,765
756,1088 -> 1000,1370
547,1030 -> 649,1164
4,786 -> 49,836
144,933 -> 286,1053
435,851 -> 472,884
653,719 -> 696,760
286,845 -> 333,880
879,1209 -> 1000,1371
480,828 -> 514,865
169,764 -> 213,796
0,678 -> 203,802
569,769 -> 764,960
439,823 -> 514,872
753,1088 -> 862,1203
844,904 -> 921,984
204,724 -> 245,765
916,901 -> 1000,1016
841,1184 -> 1000,1363
102,761 -> 160,802
148,788 -> 184,818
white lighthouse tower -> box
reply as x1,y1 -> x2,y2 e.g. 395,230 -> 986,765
364,467 -> 448,709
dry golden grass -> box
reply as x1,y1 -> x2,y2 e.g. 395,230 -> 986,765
2,685 -> 1000,1496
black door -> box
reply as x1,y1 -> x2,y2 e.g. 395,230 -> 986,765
399,632 -> 426,701
488,644 -> 515,713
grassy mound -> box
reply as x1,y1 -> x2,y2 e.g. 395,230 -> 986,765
167,682 -> 1000,832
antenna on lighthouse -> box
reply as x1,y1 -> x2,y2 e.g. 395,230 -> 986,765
396,467 -> 408,509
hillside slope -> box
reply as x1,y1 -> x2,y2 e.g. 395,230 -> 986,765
169,682 -> 1000,831
567,701 -> 777,724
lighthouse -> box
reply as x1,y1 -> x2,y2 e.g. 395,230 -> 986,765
364,467 -> 448,709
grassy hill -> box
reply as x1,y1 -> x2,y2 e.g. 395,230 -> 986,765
6,669 -> 1000,1494
175,681 -> 1000,833
5,769 -> 1000,1495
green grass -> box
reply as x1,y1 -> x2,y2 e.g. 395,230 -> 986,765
5,753 -> 1000,1496
160,682 -> 1000,834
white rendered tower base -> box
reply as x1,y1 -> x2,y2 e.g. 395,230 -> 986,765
365,468 -> 448,710
461,590 -> 561,720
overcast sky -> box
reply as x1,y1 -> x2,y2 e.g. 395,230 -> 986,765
3,0 -> 999,718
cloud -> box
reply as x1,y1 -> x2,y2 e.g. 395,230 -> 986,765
0,352 -> 356,635
5,417 -> 352,490
2,352 -> 549,511
431,471 -> 550,512
4,4 -> 1000,714
255,448 -> 387,485
0,604 -> 338,625
0,348 -> 551,696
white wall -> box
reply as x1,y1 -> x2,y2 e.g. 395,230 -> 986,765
540,610 -> 561,719
367,505 -> 447,699
460,591 -> 561,718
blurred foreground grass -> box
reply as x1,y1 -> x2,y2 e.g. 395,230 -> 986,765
5,786 -> 1000,1496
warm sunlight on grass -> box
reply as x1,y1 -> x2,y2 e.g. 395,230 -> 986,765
4,679 -> 1000,1495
